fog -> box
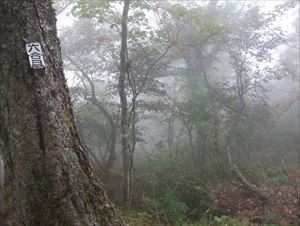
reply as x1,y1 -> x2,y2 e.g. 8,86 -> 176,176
1,0 -> 299,225
58,0 -> 300,224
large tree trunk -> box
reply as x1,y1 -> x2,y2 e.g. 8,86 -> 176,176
0,1 -> 125,225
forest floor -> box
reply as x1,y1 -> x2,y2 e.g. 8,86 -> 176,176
212,184 -> 300,225
125,184 -> 299,225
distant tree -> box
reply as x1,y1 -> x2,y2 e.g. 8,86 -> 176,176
60,19 -> 119,178
71,0 -> 173,208
119,0 -> 131,208
0,0 -> 124,225
155,0 -> 294,199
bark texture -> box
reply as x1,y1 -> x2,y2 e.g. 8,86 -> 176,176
119,0 -> 132,209
0,0 -> 125,225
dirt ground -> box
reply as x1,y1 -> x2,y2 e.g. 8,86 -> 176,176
212,184 -> 300,225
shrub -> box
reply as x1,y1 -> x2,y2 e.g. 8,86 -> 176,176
144,186 -> 188,225
268,176 -> 288,186
163,186 -> 188,225
263,212 -> 281,226
213,215 -> 249,226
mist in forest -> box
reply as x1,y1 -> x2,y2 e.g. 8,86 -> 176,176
1,0 -> 299,225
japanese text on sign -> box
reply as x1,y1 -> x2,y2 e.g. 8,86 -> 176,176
26,43 -> 45,69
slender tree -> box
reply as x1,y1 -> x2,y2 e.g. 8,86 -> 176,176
0,0 -> 124,225
119,0 -> 131,209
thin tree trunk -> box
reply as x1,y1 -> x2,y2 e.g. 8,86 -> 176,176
0,1 -> 125,225
119,0 -> 131,209
0,158 -> 4,208
227,149 -> 268,202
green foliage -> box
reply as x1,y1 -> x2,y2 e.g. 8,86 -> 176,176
136,211 -> 152,222
213,215 -> 249,226
122,209 -> 154,226
144,153 -> 177,175
130,0 -> 152,10
183,223 -> 209,226
136,152 -> 217,224
75,104 -> 109,148
144,187 -> 187,225
263,213 -> 281,226
163,186 -> 188,225
268,176 -> 289,186
71,0 -> 163,45
63,1 -> 299,225
169,4 -> 192,19
182,220 -> 211,226
72,0 -> 117,24
169,3 -> 229,47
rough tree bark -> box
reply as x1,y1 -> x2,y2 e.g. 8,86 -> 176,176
0,0 -> 125,225
65,54 -> 117,178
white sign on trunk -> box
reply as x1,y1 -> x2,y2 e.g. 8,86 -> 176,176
26,42 -> 45,69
